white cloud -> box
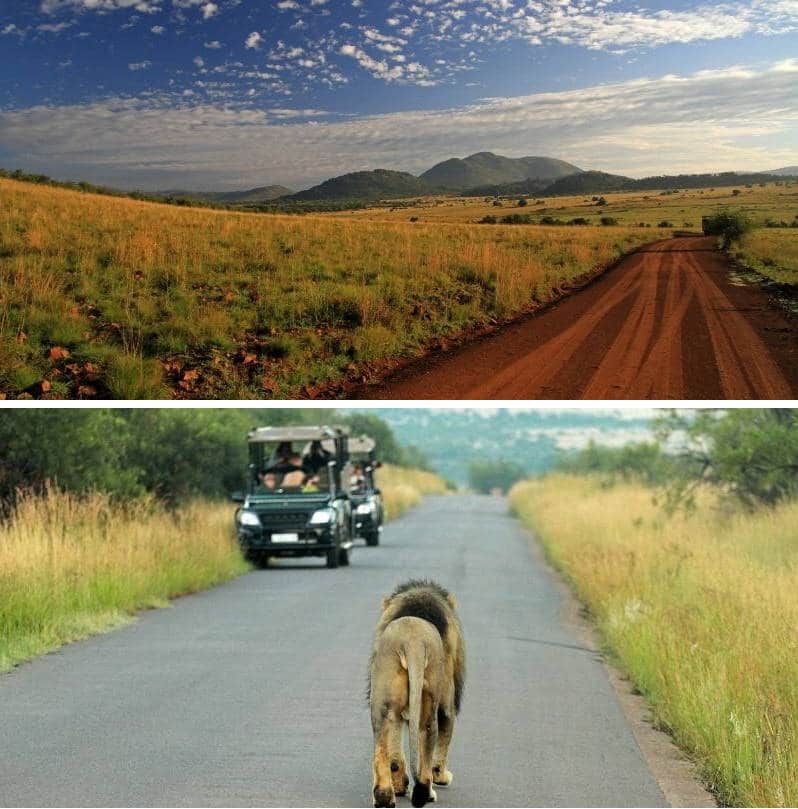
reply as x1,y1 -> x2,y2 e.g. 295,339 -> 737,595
37,20 -> 74,32
151,24 -> 165,33
41,0 -> 161,12
201,1 -> 217,18
193,55 -> 205,67
204,39 -> 221,47
127,60 -> 152,69
2,23 -> 22,35
244,31 -> 262,49
2,60 -> 796,189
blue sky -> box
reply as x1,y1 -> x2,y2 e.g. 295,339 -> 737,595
1,0 -> 797,189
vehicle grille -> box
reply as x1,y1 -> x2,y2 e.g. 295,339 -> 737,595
258,511 -> 309,529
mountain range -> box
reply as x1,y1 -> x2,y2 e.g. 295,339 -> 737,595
149,154 -> 798,206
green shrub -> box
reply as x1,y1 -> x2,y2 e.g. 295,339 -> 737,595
499,213 -> 532,225
701,211 -> 754,248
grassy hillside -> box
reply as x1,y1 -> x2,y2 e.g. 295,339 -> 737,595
420,152 -> 580,190
0,177 -> 665,399
541,170 -> 633,196
509,476 -> 798,806
282,169 -> 433,202
156,185 -> 294,204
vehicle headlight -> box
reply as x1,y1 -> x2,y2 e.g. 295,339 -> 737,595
237,510 -> 261,527
309,509 -> 333,525
356,503 -> 373,515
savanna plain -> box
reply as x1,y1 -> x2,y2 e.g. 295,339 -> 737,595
3,176 -> 795,399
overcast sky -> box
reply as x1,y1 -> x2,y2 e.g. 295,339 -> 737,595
1,0 -> 797,189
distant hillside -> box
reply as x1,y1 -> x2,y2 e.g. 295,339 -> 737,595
763,166 -> 798,177
542,170 -> 634,196
155,185 -> 293,204
458,177 -> 551,198
369,408 -> 655,485
282,169 -> 434,202
420,151 -> 581,190
472,170 -> 788,199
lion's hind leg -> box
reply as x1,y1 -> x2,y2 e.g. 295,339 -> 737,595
390,724 -> 409,797
373,706 -> 404,808
410,693 -> 439,807
432,704 -> 455,787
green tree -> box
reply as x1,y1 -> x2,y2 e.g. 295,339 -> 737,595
702,211 -> 753,248
0,411 -> 142,503
468,460 -> 527,494
655,409 -> 798,510
341,412 -> 404,464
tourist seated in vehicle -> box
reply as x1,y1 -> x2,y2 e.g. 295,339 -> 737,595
350,463 -> 367,493
303,440 -> 333,476
258,470 -> 280,491
278,453 -> 307,489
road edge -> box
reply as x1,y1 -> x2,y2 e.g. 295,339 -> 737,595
336,236 -> 674,399
522,526 -> 717,809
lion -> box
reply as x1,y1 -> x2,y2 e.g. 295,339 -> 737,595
367,580 -> 465,808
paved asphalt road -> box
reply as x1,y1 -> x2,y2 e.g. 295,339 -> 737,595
1,496 -> 666,807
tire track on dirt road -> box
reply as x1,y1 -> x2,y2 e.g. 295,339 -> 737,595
359,237 -> 798,400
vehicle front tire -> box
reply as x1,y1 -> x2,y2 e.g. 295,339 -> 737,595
338,546 -> 350,566
245,551 -> 270,569
326,547 -> 339,569
365,529 -> 379,547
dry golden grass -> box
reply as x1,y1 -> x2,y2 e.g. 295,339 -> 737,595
0,178 -> 666,399
379,464 -> 450,519
509,475 -> 798,807
737,229 -> 798,286
0,488 -> 248,672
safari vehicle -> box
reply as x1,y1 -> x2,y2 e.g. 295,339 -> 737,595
232,425 -> 354,569
347,434 -> 384,547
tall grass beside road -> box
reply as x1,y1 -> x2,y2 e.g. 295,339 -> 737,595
736,229 -> 798,287
0,468 -> 446,672
509,475 -> 798,807
379,464 -> 450,519
0,488 -> 247,672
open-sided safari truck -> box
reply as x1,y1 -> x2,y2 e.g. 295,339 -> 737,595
347,434 -> 384,547
232,425 -> 354,569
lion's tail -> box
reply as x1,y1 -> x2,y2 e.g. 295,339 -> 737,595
403,640 -> 431,807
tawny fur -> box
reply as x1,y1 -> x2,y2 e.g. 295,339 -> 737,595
368,580 -> 465,808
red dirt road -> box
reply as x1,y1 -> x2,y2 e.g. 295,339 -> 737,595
358,236 -> 798,400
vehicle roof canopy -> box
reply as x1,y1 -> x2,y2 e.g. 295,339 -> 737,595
348,435 -> 377,457
247,425 -> 348,444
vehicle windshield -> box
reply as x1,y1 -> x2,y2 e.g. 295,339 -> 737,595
255,440 -> 334,494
